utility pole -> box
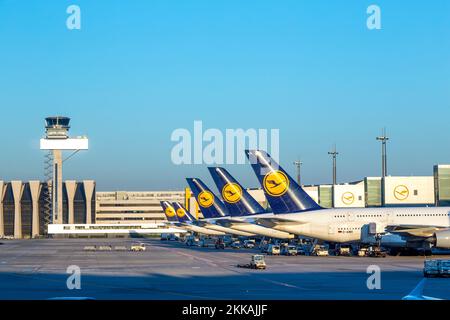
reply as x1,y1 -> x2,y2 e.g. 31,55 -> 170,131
293,160 -> 303,186
328,145 -> 339,185
376,128 -> 389,178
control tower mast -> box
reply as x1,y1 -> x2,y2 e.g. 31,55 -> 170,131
40,117 -> 88,226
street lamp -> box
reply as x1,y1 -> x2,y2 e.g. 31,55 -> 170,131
293,160 -> 303,186
328,145 -> 339,185
376,128 -> 390,178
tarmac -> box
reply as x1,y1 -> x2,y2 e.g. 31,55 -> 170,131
0,238 -> 449,300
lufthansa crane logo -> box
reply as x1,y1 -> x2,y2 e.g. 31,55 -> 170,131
198,191 -> 214,208
342,192 -> 355,205
176,207 -> 186,218
222,183 -> 243,204
394,185 -> 409,201
263,171 -> 289,197
165,206 -> 176,218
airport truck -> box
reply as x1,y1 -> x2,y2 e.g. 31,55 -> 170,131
424,260 -> 450,278
266,245 -> 281,256
336,245 -> 352,257
231,241 -> 243,250
243,240 -> 256,249
237,255 -> 267,270
130,243 -> 147,252
312,245 -> 329,257
281,245 -> 298,256
367,246 -> 387,258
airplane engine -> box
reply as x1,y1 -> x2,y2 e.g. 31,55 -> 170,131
434,230 -> 450,249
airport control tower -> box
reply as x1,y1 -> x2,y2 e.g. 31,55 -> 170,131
40,117 -> 88,226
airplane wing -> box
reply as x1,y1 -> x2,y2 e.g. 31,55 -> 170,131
215,218 -> 287,228
251,217 -> 308,229
215,219 -> 250,228
386,225 -> 448,238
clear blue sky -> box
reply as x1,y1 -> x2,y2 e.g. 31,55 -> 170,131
0,0 -> 449,191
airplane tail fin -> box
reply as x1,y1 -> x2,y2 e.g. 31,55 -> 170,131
160,201 -> 178,222
172,202 -> 194,223
408,279 -> 427,299
245,150 -> 322,214
186,178 -> 229,219
208,167 -> 266,217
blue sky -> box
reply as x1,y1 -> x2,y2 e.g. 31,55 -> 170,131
0,0 -> 449,191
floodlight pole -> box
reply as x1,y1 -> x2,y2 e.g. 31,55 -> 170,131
328,145 -> 339,186
293,160 -> 303,186
376,128 -> 390,178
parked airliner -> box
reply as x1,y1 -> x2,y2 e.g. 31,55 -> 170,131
245,150 -> 450,251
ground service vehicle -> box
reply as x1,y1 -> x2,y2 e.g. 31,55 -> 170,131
367,246 -> 388,258
244,240 -> 256,249
215,239 -> 225,250
281,245 -> 298,256
231,241 -> 242,249
424,260 -> 450,278
296,246 -> 307,256
131,243 -> 146,252
358,248 -> 369,257
237,255 -> 267,270
358,247 -> 387,257
267,245 -> 281,256
337,245 -> 352,256
186,236 -> 200,247
199,238 -> 216,248
223,236 -> 235,247
313,245 -> 329,257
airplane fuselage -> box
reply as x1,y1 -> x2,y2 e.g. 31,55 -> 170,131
262,207 -> 450,243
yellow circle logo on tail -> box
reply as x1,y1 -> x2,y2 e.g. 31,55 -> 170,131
263,171 -> 289,197
198,191 -> 214,208
222,183 -> 243,204
176,208 -> 186,218
394,185 -> 410,201
342,192 -> 355,205
165,206 -> 176,218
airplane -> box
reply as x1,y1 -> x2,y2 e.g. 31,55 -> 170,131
208,167 -> 267,216
402,279 -> 442,300
244,150 -> 450,251
171,201 -> 255,237
160,201 -> 226,236
187,177 -> 294,240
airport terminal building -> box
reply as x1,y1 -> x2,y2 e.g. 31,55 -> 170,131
0,181 -> 95,239
95,191 -> 186,224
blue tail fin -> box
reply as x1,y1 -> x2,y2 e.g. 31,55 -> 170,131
245,150 -> 322,214
160,201 -> 178,222
208,167 -> 266,217
186,178 -> 229,218
172,202 -> 194,223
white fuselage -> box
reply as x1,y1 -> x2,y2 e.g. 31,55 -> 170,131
263,207 -> 450,243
